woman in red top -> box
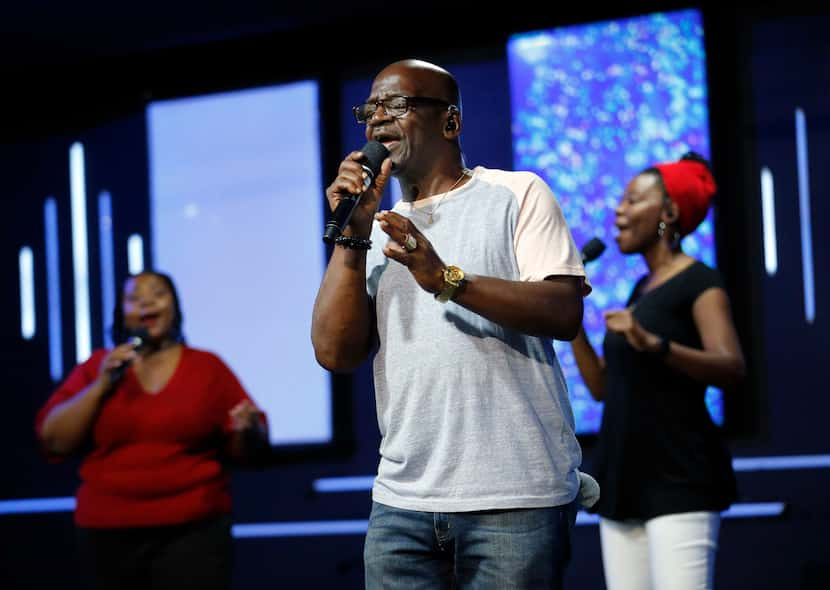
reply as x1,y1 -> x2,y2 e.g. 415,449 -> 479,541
35,271 -> 269,590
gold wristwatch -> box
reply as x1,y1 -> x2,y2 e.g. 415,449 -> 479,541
435,265 -> 465,303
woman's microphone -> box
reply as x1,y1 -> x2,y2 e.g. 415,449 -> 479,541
581,237 -> 607,264
110,327 -> 150,383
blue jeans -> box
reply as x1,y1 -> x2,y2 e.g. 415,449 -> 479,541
363,501 -> 576,589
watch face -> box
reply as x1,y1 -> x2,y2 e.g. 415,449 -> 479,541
445,265 -> 464,285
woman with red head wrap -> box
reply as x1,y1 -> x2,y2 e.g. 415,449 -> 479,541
570,152 -> 746,590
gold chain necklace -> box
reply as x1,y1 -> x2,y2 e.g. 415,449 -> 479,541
415,169 -> 469,224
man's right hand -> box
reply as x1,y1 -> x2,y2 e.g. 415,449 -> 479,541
325,151 -> 393,238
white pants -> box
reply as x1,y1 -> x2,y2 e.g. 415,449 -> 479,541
599,512 -> 720,590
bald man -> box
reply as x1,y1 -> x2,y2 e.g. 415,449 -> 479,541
312,59 -> 590,589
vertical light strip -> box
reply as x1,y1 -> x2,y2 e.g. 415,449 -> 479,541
69,142 -> 92,361
19,247 -> 35,339
127,234 -> 144,274
44,198 -> 64,380
760,167 -> 778,276
795,108 -> 815,323
98,191 -> 115,348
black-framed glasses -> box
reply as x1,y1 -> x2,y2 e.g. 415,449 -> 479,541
353,95 -> 454,124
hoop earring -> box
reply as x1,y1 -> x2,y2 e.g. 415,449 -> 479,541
657,220 -> 666,238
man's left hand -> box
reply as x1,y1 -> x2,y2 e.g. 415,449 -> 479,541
375,210 -> 446,294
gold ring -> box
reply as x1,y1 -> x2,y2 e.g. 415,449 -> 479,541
403,233 -> 417,252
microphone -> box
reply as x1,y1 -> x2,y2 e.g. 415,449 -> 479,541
581,237 -> 606,264
323,140 -> 390,244
110,327 -> 150,383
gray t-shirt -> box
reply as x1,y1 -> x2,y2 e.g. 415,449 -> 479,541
366,166 -> 587,512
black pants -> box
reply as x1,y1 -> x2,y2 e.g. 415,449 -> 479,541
77,515 -> 232,590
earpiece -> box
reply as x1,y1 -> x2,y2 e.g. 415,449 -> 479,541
445,105 -> 458,132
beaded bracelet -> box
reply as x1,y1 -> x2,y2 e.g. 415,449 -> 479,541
334,236 -> 372,250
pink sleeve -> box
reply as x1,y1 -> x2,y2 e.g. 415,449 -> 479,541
512,173 -> 591,294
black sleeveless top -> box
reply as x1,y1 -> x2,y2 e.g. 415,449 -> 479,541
590,261 -> 737,520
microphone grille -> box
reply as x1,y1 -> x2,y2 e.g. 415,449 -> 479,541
581,237 -> 607,263
360,141 -> 390,179
127,327 -> 151,350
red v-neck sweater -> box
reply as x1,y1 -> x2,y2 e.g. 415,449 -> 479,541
35,347 -> 262,528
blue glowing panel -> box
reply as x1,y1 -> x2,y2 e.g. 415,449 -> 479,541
147,82 -> 331,445
44,198 -> 64,381
19,246 -> 35,340
508,9 -> 721,434
98,191 -> 115,348
69,142 -> 92,363
126,234 -> 144,275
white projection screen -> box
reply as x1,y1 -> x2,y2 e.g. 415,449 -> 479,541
147,81 -> 331,446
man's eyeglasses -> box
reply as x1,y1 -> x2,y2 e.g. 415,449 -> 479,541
353,95 -> 454,124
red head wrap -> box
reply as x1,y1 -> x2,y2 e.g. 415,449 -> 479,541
653,158 -> 716,237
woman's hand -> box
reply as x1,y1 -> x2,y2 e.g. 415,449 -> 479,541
229,400 -> 266,433
604,308 -> 660,352
96,343 -> 140,385
226,400 -> 269,466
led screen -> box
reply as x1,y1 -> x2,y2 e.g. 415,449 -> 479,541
148,81 -> 332,445
508,9 -> 721,434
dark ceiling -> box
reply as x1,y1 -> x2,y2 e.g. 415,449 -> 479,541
0,1 -> 820,141
0,2 -> 362,66
0,1 -> 817,68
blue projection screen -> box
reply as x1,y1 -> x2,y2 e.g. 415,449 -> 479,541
147,81 -> 331,445
508,9 -> 721,434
